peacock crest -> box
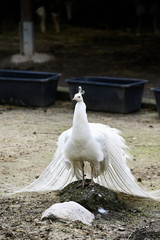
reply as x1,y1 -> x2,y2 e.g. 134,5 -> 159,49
78,86 -> 85,95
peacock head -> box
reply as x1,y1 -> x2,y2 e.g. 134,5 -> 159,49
72,86 -> 85,102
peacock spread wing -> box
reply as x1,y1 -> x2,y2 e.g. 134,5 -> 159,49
12,122 -> 160,201
89,123 -> 160,201
16,128 -> 77,193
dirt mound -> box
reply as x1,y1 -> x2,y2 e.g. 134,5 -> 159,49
59,180 -> 127,212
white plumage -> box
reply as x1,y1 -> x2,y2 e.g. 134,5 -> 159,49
17,86 -> 160,201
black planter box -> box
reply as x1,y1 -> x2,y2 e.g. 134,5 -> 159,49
65,76 -> 148,113
151,87 -> 160,119
0,70 -> 61,107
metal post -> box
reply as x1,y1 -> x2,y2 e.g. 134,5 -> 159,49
20,0 -> 34,56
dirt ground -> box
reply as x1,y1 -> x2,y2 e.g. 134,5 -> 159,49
0,101 -> 160,240
0,26 -> 160,239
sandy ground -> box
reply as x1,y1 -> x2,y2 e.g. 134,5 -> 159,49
0,101 -> 160,239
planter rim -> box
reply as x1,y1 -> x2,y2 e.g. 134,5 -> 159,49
0,69 -> 61,83
65,76 -> 148,88
151,87 -> 160,92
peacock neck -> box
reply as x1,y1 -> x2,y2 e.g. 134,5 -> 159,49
72,101 -> 91,140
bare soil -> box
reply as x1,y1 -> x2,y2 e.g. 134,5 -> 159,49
0,26 -> 160,239
0,102 -> 160,240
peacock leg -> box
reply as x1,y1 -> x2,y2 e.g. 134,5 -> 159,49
90,164 -> 95,185
82,161 -> 85,188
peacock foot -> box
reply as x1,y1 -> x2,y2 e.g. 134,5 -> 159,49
89,179 -> 95,186
82,179 -> 95,188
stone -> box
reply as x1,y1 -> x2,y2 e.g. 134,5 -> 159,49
41,201 -> 95,226
11,53 -> 54,64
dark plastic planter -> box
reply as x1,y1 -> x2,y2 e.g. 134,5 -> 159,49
151,87 -> 160,119
0,70 -> 61,107
65,76 -> 148,113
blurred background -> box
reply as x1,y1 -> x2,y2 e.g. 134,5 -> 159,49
0,0 -> 160,99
